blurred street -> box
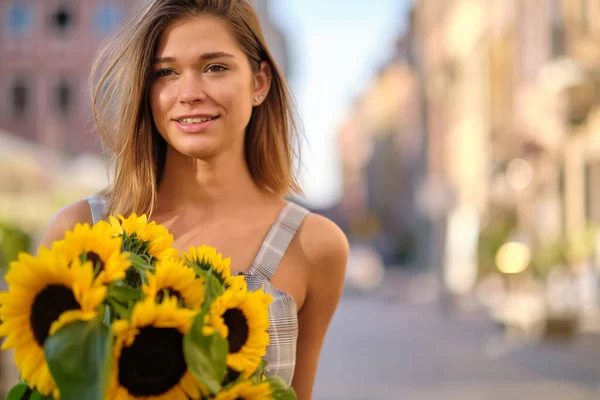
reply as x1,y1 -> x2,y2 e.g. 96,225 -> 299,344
314,270 -> 600,400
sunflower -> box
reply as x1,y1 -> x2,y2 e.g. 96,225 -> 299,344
109,297 -> 204,400
204,288 -> 273,375
183,245 -> 232,281
0,249 -> 106,397
214,381 -> 273,400
225,274 -> 248,293
102,214 -> 177,263
52,222 -> 130,284
143,258 -> 204,308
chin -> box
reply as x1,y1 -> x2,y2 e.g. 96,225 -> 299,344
168,135 -> 221,159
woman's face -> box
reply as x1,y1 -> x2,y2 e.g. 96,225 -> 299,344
150,15 -> 269,159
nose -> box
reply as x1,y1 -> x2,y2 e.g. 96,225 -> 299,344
178,71 -> 206,104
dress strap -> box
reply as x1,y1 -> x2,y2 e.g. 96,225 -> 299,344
87,195 -> 108,224
247,201 -> 310,281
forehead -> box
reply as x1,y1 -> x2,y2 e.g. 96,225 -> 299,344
155,15 -> 243,57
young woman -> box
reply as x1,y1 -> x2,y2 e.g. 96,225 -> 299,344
40,1 -> 348,398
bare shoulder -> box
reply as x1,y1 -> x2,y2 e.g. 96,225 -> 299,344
289,212 -> 349,397
297,212 -> 349,282
39,199 -> 94,250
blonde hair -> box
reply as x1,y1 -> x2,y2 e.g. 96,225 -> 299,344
91,0 -> 302,217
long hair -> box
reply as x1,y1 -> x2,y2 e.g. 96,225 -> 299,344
91,0 -> 302,217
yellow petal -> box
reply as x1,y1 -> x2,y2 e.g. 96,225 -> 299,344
115,387 -> 131,400
180,373 -> 201,399
167,386 -> 189,400
2,330 -> 34,349
20,347 -> 44,378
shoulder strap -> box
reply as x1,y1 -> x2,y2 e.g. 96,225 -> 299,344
247,201 -> 310,281
87,195 -> 108,224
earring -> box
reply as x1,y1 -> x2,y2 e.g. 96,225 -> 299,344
254,94 -> 264,103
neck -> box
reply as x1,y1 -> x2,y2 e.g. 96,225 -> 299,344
156,146 -> 271,217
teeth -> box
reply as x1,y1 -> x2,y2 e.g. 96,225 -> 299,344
180,117 -> 216,124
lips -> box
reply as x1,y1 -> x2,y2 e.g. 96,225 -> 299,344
173,116 -> 219,133
176,116 -> 219,125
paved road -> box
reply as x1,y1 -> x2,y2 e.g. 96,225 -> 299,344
313,290 -> 600,400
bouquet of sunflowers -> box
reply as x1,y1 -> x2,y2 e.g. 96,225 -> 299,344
0,214 -> 297,400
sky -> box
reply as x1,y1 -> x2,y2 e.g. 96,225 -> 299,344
270,0 -> 411,209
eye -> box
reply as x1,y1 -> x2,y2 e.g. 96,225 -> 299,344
206,64 -> 228,73
154,68 -> 175,78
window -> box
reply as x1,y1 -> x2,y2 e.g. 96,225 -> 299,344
50,4 -> 75,34
4,2 -> 33,37
10,78 -> 28,118
55,79 -> 73,115
93,4 -> 123,37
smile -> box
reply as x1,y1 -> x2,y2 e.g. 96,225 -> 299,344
177,116 -> 218,124
173,116 -> 219,133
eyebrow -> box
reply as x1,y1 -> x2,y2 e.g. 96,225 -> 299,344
153,52 -> 235,64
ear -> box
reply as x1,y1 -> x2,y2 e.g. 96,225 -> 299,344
252,61 -> 272,106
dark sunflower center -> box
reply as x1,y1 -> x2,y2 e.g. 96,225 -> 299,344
223,308 -> 249,353
156,288 -> 183,304
225,367 -> 241,385
86,251 -> 105,272
30,285 -> 79,346
118,327 -> 187,397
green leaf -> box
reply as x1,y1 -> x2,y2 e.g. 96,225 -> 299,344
107,283 -> 143,304
188,262 -> 208,278
29,391 -> 54,400
249,359 -> 268,384
106,297 -> 133,319
6,381 -> 54,400
102,305 -> 112,326
126,252 -> 153,270
183,311 -> 228,394
203,272 -> 225,306
44,318 -> 113,400
6,383 -> 30,400
266,376 -> 298,400
106,283 -> 142,319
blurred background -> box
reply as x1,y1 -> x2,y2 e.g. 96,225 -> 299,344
2,0 -> 600,398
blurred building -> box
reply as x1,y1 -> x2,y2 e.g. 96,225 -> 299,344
338,0 -> 600,303
410,0 -> 600,297
337,28 -> 427,266
0,0 -> 142,155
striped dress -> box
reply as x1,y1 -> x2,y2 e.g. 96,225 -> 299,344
88,195 -> 309,385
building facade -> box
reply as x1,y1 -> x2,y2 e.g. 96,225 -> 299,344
337,0 -> 600,292
0,0 -> 143,154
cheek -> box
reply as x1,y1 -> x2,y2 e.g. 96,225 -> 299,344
150,83 -> 176,129
213,79 -> 253,122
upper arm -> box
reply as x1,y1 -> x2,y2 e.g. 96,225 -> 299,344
38,199 -> 94,251
292,214 -> 349,400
